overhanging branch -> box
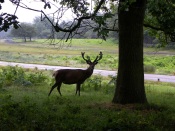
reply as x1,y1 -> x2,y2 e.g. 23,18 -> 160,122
11,0 -> 107,33
9,0 -> 119,41
143,23 -> 163,31
54,0 -> 106,32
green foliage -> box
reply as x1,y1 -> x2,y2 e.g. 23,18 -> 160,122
0,13 -> 19,32
27,71 -> 48,85
60,0 -> 90,16
10,22 -> 37,41
82,75 -> 115,94
145,0 -> 175,44
82,75 -> 102,91
93,13 -> 114,40
144,65 -> 156,73
0,66 -> 49,88
33,16 -> 53,38
0,80 -> 175,130
144,55 -> 175,74
0,68 -> 175,130
0,66 -> 26,87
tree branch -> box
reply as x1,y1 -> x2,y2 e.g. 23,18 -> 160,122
54,0 -> 106,32
143,23 -> 163,31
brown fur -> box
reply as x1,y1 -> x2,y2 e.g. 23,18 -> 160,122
48,52 -> 103,96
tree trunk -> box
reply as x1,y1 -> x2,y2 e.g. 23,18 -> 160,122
112,0 -> 147,104
24,37 -> 27,42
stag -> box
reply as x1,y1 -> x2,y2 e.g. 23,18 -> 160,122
48,52 -> 103,96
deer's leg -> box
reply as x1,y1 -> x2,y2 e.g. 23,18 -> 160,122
75,84 -> 78,95
76,84 -> 81,96
48,83 -> 58,96
56,82 -> 62,96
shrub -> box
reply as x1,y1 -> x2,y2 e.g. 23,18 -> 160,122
0,66 -> 26,87
144,65 -> 156,73
82,75 -> 102,91
0,66 -> 49,88
81,75 -> 115,95
27,71 -> 48,85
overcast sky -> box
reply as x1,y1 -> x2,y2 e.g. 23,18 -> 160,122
0,1 -> 44,23
0,0 -> 74,23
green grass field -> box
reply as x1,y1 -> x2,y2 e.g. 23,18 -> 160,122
0,39 -> 118,70
0,66 -> 175,130
0,38 -> 175,74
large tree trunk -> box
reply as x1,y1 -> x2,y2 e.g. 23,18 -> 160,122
112,0 -> 147,104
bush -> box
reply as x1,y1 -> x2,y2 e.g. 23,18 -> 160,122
27,71 -> 48,85
144,65 -> 156,73
0,66 -> 49,88
0,66 -> 26,87
82,75 -> 102,91
81,75 -> 115,95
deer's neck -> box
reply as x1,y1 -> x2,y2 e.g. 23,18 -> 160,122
85,66 -> 94,77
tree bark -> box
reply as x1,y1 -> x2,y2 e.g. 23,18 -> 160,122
112,0 -> 147,104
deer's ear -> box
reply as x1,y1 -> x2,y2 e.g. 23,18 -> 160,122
87,61 -> 91,64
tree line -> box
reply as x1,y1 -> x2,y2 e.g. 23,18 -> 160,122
9,17 -> 107,42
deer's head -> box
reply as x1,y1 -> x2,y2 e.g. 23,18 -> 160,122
81,52 -> 103,70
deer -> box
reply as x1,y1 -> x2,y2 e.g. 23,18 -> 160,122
48,52 -> 103,96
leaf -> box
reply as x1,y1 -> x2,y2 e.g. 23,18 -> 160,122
93,28 -> 99,32
48,3 -> 51,9
13,23 -> 19,29
44,4 -> 47,9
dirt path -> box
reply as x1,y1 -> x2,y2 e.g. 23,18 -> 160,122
0,61 -> 175,83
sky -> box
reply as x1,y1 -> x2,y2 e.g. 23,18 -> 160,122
0,1 -> 44,23
0,0 -> 72,23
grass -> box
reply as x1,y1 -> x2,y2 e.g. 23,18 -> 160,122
0,66 -> 175,130
146,81 -> 175,109
0,39 -> 118,70
9,38 -> 118,54
0,84 -> 175,130
1,38 -> 175,74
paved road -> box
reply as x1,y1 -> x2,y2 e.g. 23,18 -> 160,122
0,61 -> 175,83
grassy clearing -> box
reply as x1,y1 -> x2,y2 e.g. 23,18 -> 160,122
0,66 -> 175,130
0,38 -> 175,74
11,38 -> 118,54
0,39 -> 118,70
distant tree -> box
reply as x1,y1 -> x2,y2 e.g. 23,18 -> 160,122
10,22 -> 37,42
33,17 -> 53,38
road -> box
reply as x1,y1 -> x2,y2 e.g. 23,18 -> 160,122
0,61 -> 175,83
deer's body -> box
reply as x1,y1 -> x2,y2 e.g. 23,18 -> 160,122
48,52 -> 102,96
53,68 -> 93,84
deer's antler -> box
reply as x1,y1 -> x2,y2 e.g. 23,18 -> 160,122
93,52 -> 103,63
81,52 -> 91,63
